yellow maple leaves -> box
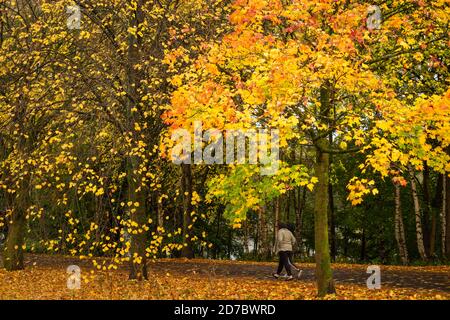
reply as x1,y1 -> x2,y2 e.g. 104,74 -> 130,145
347,178 -> 378,206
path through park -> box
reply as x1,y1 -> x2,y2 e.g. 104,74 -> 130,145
0,254 -> 447,300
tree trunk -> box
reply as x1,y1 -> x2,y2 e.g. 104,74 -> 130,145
328,182 -> 336,262
441,175 -> 446,258
429,210 -> 437,259
287,190 -> 292,222
3,159 -> 30,271
125,0 -> 149,280
258,206 -> 268,258
378,230 -> 386,264
181,163 -> 194,259
394,183 -> 409,265
328,131 -> 336,262
314,146 -> 335,296
293,147 -> 305,253
295,186 -> 306,255
127,157 -> 148,280
423,165 -> 435,257
4,176 -> 30,271
156,191 -> 164,230
274,197 -> 280,243
313,85 -> 335,297
227,229 -> 232,259
409,166 -> 427,261
445,174 -> 450,259
360,228 -> 366,262
343,227 -> 349,258
3,209 -> 26,271
243,220 -> 249,255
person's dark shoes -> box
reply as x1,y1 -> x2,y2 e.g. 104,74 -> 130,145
272,273 -> 281,279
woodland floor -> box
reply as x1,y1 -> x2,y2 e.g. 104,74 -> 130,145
0,254 -> 449,300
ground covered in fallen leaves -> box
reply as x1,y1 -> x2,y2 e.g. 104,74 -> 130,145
0,254 -> 448,300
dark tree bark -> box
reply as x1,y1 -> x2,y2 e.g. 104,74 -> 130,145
127,158 -> 148,280
423,165 -> 435,258
3,191 -> 27,271
258,206 -> 268,258
126,0 -> 148,280
294,186 -> 306,256
445,175 -> 450,259
4,116 -> 31,271
328,182 -> 336,262
274,197 -> 280,243
181,163 -> 194,259
394,183 -> 409,265
328,132 -> 336,262
314,146 -> 335,296
360,228 -> 366,262
313,85 -> 335,297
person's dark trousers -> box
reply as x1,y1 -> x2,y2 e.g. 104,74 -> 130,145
277,251 -> 292,276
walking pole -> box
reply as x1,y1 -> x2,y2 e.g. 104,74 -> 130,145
288,256 -> 303,279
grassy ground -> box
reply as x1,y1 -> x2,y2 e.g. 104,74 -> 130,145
0,254 -> 448,300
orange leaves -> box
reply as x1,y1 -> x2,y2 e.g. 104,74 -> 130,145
1,256 -> 449,300
347,178 -> 378,206
392,176 -> 408,187
229,0 -> 274,26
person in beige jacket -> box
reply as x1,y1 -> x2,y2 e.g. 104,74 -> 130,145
273,222 -> 297,280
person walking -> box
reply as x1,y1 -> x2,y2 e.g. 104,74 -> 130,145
273,222 -> 297,281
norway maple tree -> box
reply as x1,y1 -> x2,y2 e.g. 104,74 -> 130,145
165,0 -> 450,296
0,0 -> 230,278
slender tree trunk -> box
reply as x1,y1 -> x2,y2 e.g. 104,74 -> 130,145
287,190 -> 292,222
313,85 -> 335,297
440,175 -> 446,257
227,229 -> 232,259
394,183 -> 409,265
343,227 -> 348,258
125,0 -> 148,280
181,163 -> 194,259
156,191 -> 164,230
379,230 -> 386,264
243,220 -> 249,255
274,197 -> 280,243
409,166 -> 427,261
293,148 -> 304,251
258,206 -> 268,258
429,211 -> 437,258
295,186 -> 306,256
328,182 -> 336,262
360,228 -> 366,262
39,210 -> 48,241
445,174 -> 450,259
254,216 -> 259,258
314,147 -> 335,296
328,132 -> 336,262
423,165 -> 435,257
212,209 -> 221,259
127,157 -> 148,280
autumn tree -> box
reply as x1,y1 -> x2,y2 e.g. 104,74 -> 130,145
166,0 -> 449,296
0,0 -> 80,270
